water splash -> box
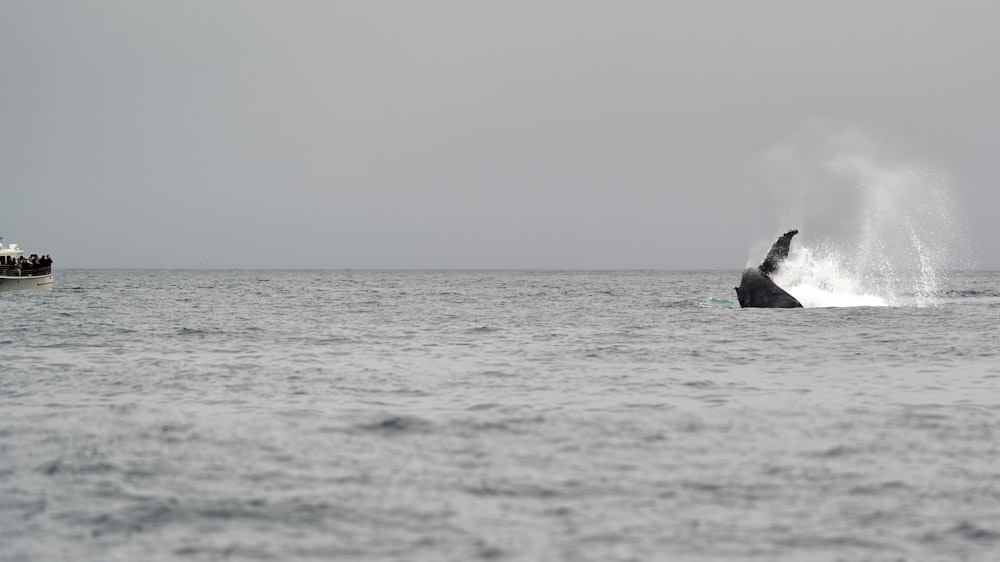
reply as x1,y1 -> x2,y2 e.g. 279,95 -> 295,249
772,246 -> 889,307
760,124 -> 971,308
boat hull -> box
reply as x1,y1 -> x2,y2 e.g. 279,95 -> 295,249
0,273 -> 53,291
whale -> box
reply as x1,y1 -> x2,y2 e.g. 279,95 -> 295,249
735,229 -> 803,308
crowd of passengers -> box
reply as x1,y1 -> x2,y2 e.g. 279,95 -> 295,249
0,254 -> 53,272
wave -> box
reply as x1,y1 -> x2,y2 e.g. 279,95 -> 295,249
671,298 -> 738,309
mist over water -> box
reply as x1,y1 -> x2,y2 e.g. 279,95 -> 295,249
759,124 -> 971,308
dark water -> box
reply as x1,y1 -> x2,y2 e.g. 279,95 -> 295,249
2,270 -> 1000,561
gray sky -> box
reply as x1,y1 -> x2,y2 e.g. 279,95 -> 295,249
2,1 -> 998,269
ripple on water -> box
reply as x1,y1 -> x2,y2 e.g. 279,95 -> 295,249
3,270 -> 1000,561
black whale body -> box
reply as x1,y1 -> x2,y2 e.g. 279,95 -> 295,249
735,229 -> 803,308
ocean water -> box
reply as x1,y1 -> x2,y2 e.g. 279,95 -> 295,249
2,269 -> 1000,561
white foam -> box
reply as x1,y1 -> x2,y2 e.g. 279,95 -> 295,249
772,247 -> 888,308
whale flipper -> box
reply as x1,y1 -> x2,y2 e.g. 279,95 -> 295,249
735,229 -> 803,308
759,228 -> 798,275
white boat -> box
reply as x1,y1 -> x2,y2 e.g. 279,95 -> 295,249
0,241 -> 53,291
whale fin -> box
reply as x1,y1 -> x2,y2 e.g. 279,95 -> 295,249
758,229 -> 798,276
735,228 -> 803,308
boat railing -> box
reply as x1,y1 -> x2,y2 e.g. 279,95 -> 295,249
0,266 -> 52,277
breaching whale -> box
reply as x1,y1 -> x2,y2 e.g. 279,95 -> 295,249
735,229 -> 803,308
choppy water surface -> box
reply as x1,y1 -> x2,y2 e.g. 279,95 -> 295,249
3,269 -> 1000,561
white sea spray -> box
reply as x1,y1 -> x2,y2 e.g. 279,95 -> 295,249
760,123 -> 972,307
